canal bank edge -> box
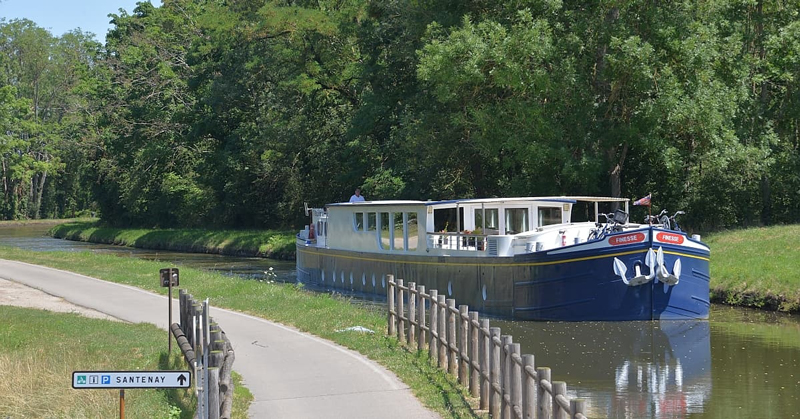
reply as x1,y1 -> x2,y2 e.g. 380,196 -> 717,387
49,222 -> 297,260
49,221 -> 800,315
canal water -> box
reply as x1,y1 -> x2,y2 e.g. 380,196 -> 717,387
1,225 -> 798,418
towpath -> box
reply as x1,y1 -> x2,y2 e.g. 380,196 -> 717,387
0,259 -> 439,419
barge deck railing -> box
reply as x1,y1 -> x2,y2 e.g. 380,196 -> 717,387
388,275 -> 588,419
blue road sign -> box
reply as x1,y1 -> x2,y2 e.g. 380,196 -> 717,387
72,371 -> 191,389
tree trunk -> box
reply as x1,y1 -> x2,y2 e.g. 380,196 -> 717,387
29,170 -> 47,220
608,143 -> 628,209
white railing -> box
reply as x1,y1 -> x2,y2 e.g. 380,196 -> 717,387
426,232 -> 488,251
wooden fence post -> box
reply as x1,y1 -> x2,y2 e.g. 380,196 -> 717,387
501,335 -> 513,419
387,274 -> 396,337
553,381 -> 567,419
397,279 -> 405,343
417,285 -> 426,351
438,295 -> 448,370
570,399 -> 586,419
179,289 -> 186,334
511,344 -> 522,419
458,305 -> 469,386
447,299 -> 458,376
522,354 -> 535,419
489,327 -> 502,419
429,289 -> 438,363
219,335 -> 235,419
469,311 -> 480,398
208,366 -> 221,419
193,302 -> 203,357
537,367 -> 552,419
480,319 -> 491,410
409,282 -> 416,346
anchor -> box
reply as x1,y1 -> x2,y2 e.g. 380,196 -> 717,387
655,246 -> 681,286
614,248 -> 657,286
614,248 -> 669,287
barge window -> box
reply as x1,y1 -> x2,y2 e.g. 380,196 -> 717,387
380,212 -> 391,249
353,213 -> 364,231
475,208 -> 499,231
367,212 -> 376,231
538,207 -> 562,226
393,213 -> 404,250
505,208 -> 529,234
407,213 -> 418,250
433,207 -> 463,232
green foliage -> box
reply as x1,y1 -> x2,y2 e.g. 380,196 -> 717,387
0,19 -> 102,221
4,0 -> 800,231
49,221 -> 297,259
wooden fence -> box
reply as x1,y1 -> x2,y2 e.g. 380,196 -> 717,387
387,275 -> 588,419
173,290 -> 236,419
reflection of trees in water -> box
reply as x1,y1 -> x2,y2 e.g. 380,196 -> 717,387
494,320 -> 711,418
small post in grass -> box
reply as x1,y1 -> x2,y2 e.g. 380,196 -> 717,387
160,268 -> 180,352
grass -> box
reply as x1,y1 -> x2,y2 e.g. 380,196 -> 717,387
0,306 -> 198,418
706,225 -> 800,312
0,246 -> 481,418
0,217 -> 93,227
48,220 -> 800,314
49,221 -> 296,260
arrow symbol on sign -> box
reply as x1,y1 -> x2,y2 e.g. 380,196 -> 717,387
177,374 -> 187,386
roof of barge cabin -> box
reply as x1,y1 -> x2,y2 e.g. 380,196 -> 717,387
327,196 -> 629,208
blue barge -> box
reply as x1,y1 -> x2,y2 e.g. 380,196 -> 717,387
296,196 -> 710,321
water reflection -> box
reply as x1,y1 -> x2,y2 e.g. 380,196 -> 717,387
494,319 -> 711,418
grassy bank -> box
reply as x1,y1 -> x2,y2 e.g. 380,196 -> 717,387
0,306 -> 194,418
0,246 -> 479,418
705,225 -> 800,312
49,221 -> 296,260
49,221 -> 800,313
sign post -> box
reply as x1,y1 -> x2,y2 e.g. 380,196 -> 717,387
160,268 -> 179,352
73,370 -> 191,419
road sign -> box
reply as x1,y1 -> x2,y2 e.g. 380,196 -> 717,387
72,371 -> 191,389
160,268 -> 179,287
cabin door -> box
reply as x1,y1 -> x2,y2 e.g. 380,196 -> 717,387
316,215 -> 328,247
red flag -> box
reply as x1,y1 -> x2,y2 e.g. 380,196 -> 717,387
633,194 -> 651,206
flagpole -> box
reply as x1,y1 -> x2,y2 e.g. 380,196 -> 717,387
648,192 -> 652,225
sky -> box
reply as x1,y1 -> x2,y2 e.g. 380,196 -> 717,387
1,0 -> 162,42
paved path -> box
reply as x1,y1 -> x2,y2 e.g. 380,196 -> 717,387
0,259 -> 439,419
